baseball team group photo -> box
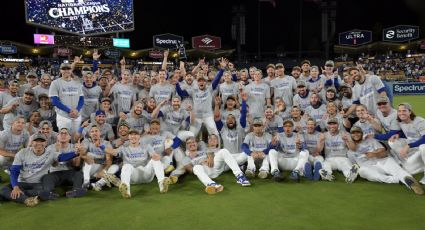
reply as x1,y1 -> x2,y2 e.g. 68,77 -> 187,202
1,0 -> 425,229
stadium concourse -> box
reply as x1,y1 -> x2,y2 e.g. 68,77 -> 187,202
0,49 -> 425,209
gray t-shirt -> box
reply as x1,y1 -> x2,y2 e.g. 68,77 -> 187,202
117,145 -> 154,167
376,109 -> 398,132
0,129 -> 30,154
244,82 -> 270,118
82,139 -> 112,164
13,147 -> 57,183
47,143 -> 75,173
219,82 -> 239,103
352,75 -> 385,115
220,122 -> 247,154
81,84 -> 102,120
270,76 -> 297,106
265,116 -> 283,135
33,85 -> 50,101
347,138 -> 384,166
324,131 -> 348,158
293,93 -> 312,111
186,86 -> 215,119
109,83 -> 135,115
49,78 -> 84,118
140,131 -> 175,155
243,132 -> 272,152
275,133 -> 306,158
305,104 -> 327,124
303,130 -> 322,155
160,107 -> 190,133
149,83 -> 175,104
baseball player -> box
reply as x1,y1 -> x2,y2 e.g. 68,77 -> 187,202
175,58 -> 228,136
1,88 -> 39,131
242,117 -> 272,179
347,126 -> 424,195
152,96 -> 193,134
302,118 -> 325,180
346,66 -> 387,116
103,129 -> 172,198
263,105 -> 284,135
79,125 -> 119,191
0,80 -> 19,130
0,116 -> 30,174
78,110 -> 115,141
319,118 -> 359,183
0,133 -> 79,206
81,71 -> 102,121
387,103 -> 425,183
149,69 -> 176,104
49,62 -> 84,135
270,63 -> 297,107
32,73 -> 51,101
304,92 -> 326,124
274,97 -> 292,121
352,104 -> 381,138
269,120 -> 309,182
41,128 -> 87,198
292,81 -> 312,112
182,135 -> 251,195
244,69 -> 271,118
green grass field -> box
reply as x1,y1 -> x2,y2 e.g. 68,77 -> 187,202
1,96 -> 425,230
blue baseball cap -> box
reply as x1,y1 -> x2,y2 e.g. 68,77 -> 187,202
95,110 -> 106,116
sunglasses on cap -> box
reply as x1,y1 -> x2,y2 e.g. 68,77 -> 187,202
61,67 -> 71,70
377,102 -> 388,106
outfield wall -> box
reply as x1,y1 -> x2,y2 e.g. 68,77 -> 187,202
386,82 -> 425,95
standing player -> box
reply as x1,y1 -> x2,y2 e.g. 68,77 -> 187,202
175,58 -> 228,136
270,63 -> 297,107
49,62 -> 84,135
244,69 -> 271,118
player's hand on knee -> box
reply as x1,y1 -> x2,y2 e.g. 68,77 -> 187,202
258,152 -> 265,160
11,186 -> 23,200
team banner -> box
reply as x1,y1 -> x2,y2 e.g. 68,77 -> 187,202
392,82 -> 425,95
192,35 -> 221,50
0,45 -> 17,54
25,0 -> 134,36
383,25 -> 419,42
153,33 -> 184,50
338,29 -> 372,46
104,49 -> 121,58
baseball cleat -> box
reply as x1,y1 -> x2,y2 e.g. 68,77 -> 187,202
319,169 -> 335,182
419,176 -> 425,185
24,196 -> 39,207
236,174 -> 251,186
169,176 -> 179,184
91,183 -> 103,191
104,173 -> 121,187
245,169 -> 255,178
159,177 -> 171,193
119,183 -> 131,198
289,170 -> 300,182
404,176 -> 424,195
313,162 -> 323,181
272,170 -> 284,182
205,183 -> 224,195
304,162 -> 313,180
39,191 -> 60,201
66,188 -> 87,198
258,170 -> 269,179
164,165 -> 175,174
346,164 -> 360,183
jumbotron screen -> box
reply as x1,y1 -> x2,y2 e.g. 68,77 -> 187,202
25,0 -> 134,36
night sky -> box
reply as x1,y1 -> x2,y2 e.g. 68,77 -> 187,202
0,0 -> 423,53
